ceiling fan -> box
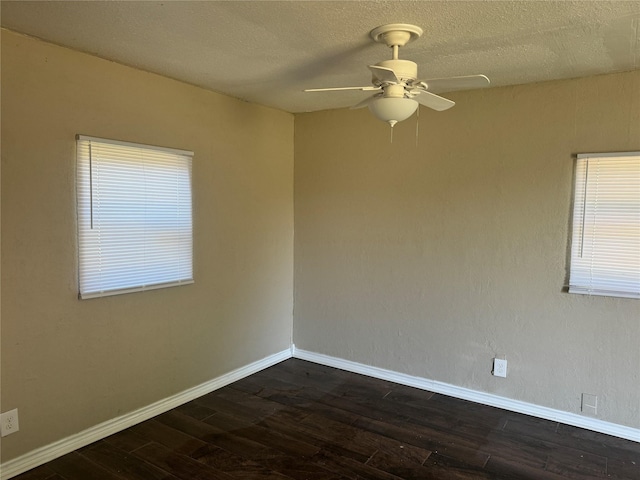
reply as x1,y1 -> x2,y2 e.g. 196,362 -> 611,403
305,24 -> 490,127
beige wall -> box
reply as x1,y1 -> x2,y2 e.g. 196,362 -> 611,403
294,71 -> 640,428
1,29 -> 294,460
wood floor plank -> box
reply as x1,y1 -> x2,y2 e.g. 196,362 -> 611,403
555,423 -> 640,462
132,442 -> 234,480
257,412 -> 373,464
173,400 -> 218,421
231,372 -> 303,396
259,366 -> 500,444
129,418 -> 209,456
187,443 -> 294,479
237,384 -> 361,426
257,373 -> 411,425
210,386 -> 310,423
102,428 -> 152,453
365,449 -> 435,479
81,440 -> 179,480
426,392 -> 514,426
423,453 -> 511,480
212,433 -> 354,480
195,389 -> 362,462
232,452 -> 349,480
186,419 -> 349,479
46,451 -> 125,480
6,465 -> 60,480
606,456 -> 640,479
350,413 -> 492,468
310,449 -> 405,480
261,360 -> 396,402
155,410 -> 274,459
202,410 -> 321,457
299,413 -> 432,465
196,388 -> 306,425
382,383 -> 436,405
545,444 -> 608,478
485,454 -> 582,480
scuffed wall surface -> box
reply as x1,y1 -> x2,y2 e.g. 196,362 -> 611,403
1,30 -> 294,461
294,71 -> 640,428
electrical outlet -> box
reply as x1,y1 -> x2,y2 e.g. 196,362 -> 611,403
493,357 -> 507,378
1,408 -> 20,437
581,393 -> 598,416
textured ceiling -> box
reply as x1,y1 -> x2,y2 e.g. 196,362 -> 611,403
2,1 -> 639,113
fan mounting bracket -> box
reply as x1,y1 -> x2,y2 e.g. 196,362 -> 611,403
370,24 -> 423,47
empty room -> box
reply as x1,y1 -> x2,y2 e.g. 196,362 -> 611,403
1,1 -> 639,479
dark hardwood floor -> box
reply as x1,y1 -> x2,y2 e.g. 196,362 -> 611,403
14,358 -> 640,479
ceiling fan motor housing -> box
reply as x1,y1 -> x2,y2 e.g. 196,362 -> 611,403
374,60 -> 418,84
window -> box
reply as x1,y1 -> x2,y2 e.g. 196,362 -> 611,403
77,135 -> 193,299
568,152 -> 640,299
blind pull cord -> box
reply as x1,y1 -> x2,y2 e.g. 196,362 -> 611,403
89,142 -> 94,229
579,159 -> 589,258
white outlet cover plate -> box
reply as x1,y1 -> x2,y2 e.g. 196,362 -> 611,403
1,408 -> 20,437
493,358 -> 507,377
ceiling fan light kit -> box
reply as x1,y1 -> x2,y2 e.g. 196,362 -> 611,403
368,98 -> 418,128
305,23 -> 490,128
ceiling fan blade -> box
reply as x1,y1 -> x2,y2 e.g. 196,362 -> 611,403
350,94 -> 380,110
417,74 -> 490,93
305,86 -> 380,92
415,91 -> 455,111
368,65 -> 399,84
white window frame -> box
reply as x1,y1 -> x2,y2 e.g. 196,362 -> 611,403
76,135 -> 194,299
568,151 -> 640,299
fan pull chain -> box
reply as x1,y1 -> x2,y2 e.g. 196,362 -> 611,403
390,125 -> 393,143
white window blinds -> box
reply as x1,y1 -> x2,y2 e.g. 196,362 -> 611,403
568,152 -> 640,299
77,135 -> 193,299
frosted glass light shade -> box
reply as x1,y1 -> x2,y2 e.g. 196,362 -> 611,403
368,97 -> 419,127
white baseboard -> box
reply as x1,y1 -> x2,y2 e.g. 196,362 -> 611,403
0,348 -> 292,480
293,347 -> 640,443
